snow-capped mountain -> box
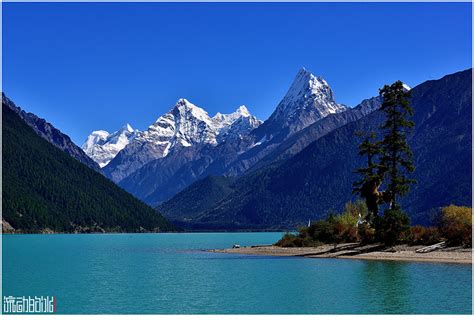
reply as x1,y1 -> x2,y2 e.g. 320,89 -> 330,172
276,67 -> 346,119
86,67 -> 388,206
158,69 -> 471,230
214,105 -> 251,126
82,124 -> 139,167
115,68 -> 355,205
253,67 -> 347,141
100,99 -> 261,182
215,106 -> 262,142
222,68 -> 349,176
140,99 -> 258,150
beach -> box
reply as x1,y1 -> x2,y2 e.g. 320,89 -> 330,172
210,243 -> 472,264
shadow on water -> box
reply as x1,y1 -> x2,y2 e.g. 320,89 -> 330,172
357,260 -> 412,314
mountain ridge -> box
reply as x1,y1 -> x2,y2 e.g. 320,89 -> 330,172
101,98 -> 262,183
103,69 -> 365,205
2,101 -> 175,233
2,93 -> 101,172
82,123 -> 139,167
158,68 -> 472,230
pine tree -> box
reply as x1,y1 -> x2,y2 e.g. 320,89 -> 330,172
379,81 -> 416,210
353,131 -> 384,223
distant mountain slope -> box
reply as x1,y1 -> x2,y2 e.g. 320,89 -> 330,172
250,68 -> 347,140
82,123 -> 140,167
159,69 -> 472,230
2,104 -> 174,233
245,95 -> 382,173
221,68 -> 349,177
2,93 -> 101,172
160,176 -> 237,229
115,69 -> 376,206
109,100 -> 262,205
102,99 -> 261,183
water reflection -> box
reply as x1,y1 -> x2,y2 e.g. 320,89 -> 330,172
358,260 -> 413,314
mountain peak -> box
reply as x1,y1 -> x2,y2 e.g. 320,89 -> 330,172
212,105 -> 257,126
253,68 -> 347,140
285,68 -> 333,103
171,98 -> 211,122
83,124 -> 139,168
235,105 -> 250,117
296,66 -> 311,78
91,130 -> 110,137
176,98 -> 191,105
271,68 -> 346,121
121,123 -> 134,132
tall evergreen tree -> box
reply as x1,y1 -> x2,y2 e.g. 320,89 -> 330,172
379,81 -> 416,210
353,132 -> 384,223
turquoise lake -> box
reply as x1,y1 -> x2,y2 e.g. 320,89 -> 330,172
2,232 -> 472,314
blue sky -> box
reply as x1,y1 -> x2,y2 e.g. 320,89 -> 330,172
3,2 -> 472,145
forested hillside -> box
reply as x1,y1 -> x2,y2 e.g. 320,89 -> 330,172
2,105 -> 174,233
159,69 -> 472,230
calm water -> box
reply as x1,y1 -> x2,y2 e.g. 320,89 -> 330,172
2,233 -> 472,314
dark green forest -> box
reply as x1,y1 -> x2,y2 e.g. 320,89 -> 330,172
2,105 -> 174,233
159,69 -> 472,230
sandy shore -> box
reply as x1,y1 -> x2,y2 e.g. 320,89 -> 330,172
210,243 -> 472,264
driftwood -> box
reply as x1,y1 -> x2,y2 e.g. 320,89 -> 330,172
415,241 -> 447,253
300,243 -> 385,258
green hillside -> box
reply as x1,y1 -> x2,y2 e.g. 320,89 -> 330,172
159,69 -> 472,230
2,105 -> 175,233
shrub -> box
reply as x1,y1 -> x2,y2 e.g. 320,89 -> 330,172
297,226 -> 310,238
332,216 -> 358,243
275,233 -> 298,247
375,208 -> 410,246
329,200 -> 365,243
405,225 -> 441,245
343,200 -> 368,220
279,200 -> 369,247
439,205 -> 472,247
275,232 -> 321,248
307,220 -> 336,243
358,222 -> 376,244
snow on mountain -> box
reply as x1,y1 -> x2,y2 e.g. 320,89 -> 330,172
100,98 -> 261,182
139,98 -> 219,150
269,67 -> 347,132
244,68 -> 348,155
213,105 -> 250,125
133,99 -> 260,155
82,124 -> 139,167
214,105 -> 262,142
220,68 -> 355,177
